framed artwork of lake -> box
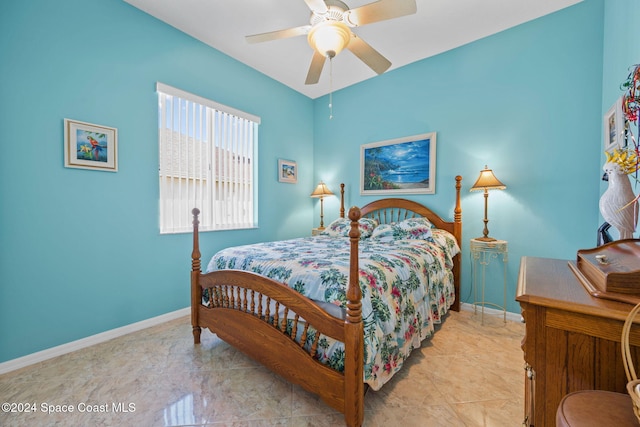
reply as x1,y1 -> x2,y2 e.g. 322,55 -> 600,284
360,132 -> 436,195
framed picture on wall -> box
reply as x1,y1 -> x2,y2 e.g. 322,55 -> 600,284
64,119 -> 118,172
604,96 -> 624,152
360,132 -> 436,195
278,159 -> 297,183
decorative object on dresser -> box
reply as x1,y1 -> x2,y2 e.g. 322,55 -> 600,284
516,256 -> 640,427
599,63 -> 640,244
469,166 -> 506,242
599,148 -> 638,240
568,239 -> 640,304
190,176 -> 462,427
621,63 -> 640,126
310,180 -> 335,230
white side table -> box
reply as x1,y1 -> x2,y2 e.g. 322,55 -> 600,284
470,238 -> 508,324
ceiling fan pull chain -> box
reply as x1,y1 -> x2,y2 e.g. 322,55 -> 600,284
329,55 -> 333,119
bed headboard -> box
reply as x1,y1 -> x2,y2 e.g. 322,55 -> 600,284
358,176 -> 462,241
353,176 -> 463,311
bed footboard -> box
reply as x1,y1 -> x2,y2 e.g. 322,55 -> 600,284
199,270 -> 348,408
191,207 -> 364,427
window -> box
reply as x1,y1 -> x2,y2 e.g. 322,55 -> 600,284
157,83 -> 259,234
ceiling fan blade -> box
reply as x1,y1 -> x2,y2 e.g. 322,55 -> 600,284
304,0 -> 328,14
305,51 -> 326,85
345,0 -> 417,26
346,34 -> 391,75
246,25 -> 311,44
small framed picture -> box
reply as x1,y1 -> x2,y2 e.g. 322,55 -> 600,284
604,97 -> 624,152
64,119 -> 118,172
278,159 -> 297,183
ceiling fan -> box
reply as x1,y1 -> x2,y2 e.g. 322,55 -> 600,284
245,0 -> 417,85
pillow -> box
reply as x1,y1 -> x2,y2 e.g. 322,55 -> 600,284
369,223 -> 395,241
371,217 -> 433,241
320,217 -> 379,239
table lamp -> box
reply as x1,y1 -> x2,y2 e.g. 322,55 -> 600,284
310,181 -> 334,229
470,166 -> 506,241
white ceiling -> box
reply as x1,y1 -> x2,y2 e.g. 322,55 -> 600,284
124,0 -> 582,99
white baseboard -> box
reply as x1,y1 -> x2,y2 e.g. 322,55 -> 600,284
460,302 -> 523,323
0,307 -> 190,375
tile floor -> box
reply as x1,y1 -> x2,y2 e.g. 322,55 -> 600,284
0,309 -> 525,426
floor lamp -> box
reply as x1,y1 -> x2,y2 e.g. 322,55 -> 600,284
470,166 -> 506,241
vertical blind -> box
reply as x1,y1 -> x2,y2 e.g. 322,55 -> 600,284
157,83 -> 259,234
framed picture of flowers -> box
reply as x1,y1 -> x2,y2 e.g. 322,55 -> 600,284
64,119 -> 118,172
360,132 -> 436,195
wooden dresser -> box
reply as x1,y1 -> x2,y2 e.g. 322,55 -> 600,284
516,256 -> 640,427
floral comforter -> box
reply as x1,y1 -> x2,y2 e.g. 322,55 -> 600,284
205,227 -> 459,390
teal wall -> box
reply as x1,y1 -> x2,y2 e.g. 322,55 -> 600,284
2,0 -> 637,364
0,0 -> 314,363
313,0 -> 605,314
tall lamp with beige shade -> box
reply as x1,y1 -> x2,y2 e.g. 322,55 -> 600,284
310,181 -> 334,231
470,166 -> 506,242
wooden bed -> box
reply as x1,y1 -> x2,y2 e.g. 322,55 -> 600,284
190,175 -> 462,427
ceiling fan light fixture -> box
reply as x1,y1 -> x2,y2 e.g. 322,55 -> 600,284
307,20 -> 350,58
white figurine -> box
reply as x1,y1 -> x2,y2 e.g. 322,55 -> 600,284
600,149 -> 638,239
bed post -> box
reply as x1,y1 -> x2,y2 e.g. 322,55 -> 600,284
340,183 -> 345,218
452,175 -> 463,312
191,208 -> 202,344
344,206 -> 364,427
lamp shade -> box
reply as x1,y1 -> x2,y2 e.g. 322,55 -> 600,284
470,166 -> 506,191
307,20 -> 351,58
310,181 -> 334,198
